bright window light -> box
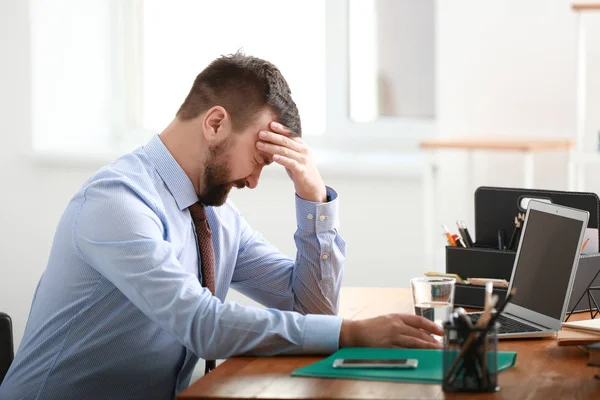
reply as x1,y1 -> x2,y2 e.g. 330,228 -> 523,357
142,0 -> 326,135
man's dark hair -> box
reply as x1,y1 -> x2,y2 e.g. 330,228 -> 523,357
177,52 -> 301,137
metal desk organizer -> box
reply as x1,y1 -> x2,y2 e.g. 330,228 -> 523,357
565,254 -> 600,321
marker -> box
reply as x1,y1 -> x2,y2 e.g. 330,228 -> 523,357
442,225 -> 458,247
457,220 -> 474,247
582,238 -> 590,252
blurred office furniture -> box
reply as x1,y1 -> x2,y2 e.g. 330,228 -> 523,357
0,312 -> 14,384
571,3 -> 600,191
420,137 -> 573,270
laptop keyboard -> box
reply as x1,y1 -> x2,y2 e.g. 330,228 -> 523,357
469,313 -> 544,334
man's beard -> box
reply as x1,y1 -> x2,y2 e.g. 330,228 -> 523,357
197,140 -> 246,206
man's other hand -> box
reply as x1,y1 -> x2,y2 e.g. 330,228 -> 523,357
339,314 -> 444,349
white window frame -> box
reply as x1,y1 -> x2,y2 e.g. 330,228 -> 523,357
111,0 -> 145,149
318,0 -> 436,154
123,0 -> 435,154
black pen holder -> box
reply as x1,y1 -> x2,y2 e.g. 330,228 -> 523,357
442,322 -> 500,393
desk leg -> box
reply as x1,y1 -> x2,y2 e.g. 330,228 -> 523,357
575,12 -> 587,192
523,152 -> 534,188
423,150 -> 436,271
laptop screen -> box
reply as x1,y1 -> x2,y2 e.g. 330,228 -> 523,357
511,209 -> 584,320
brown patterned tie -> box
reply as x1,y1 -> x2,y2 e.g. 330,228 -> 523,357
188,202 -> 216,374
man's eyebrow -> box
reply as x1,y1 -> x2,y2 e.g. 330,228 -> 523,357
258,150 -> 273,165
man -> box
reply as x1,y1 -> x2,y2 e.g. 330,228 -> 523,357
0,53 -> 441,399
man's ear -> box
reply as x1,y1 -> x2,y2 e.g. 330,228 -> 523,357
202,106 -> 231,142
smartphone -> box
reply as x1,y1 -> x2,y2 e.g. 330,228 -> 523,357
332,358 -> 418,369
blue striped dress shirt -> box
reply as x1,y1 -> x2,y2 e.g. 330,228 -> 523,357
0,135 -> 346,399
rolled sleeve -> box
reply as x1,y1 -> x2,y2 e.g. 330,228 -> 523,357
291,186 -> 345,315
302,314 -> 343,354
231,185 -> 345,316
295,187 -> 339,233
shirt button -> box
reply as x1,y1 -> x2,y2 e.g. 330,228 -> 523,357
319,215 -> 326,221
321,254 -> 329,260
307,214 -> 314,220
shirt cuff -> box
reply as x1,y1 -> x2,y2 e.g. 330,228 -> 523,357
302,314 -> 343,354
295,187 -> 339,233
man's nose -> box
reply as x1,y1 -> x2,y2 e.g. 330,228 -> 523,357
245,166 -> 263,189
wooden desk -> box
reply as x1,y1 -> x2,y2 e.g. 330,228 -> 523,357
177,288 -> 600,400
419,137 -> 574,270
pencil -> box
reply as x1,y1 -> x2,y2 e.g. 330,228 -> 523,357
508,217 -> 519,250
455,235 -> 467,248
470,288 -> 517,349
485,282 -> 493,309
457,220 -> 474,247
582,238 -> 590,252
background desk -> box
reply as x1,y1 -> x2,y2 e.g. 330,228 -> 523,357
177,288 -> 599,400
419,137 -> 574,270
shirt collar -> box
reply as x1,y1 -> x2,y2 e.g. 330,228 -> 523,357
143,135 -> 199,210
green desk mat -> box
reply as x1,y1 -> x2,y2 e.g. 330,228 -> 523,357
291,348 -> 517,384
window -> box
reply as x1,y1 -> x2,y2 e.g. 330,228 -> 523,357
349,0 -> 435,122
321,0 -> 436,153
30,0 -> 435,156
30,0 -> 116,152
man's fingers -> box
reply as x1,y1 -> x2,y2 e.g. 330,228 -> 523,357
269,121 -> 298,136
395,336 -> 443,350
397,323 -> 441,345
401,315 -> 444,336
271,154 -> 299,172
259,129 -> 304,152
257,141 -> 303,162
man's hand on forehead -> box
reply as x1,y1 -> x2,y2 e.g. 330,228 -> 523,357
256,121 -> 327,203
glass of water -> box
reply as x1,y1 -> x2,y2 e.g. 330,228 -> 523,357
411,277 -> 456,326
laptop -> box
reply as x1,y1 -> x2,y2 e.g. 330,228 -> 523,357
469,200 -> 589,339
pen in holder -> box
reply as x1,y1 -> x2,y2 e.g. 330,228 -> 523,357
442,321 -> 500,392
